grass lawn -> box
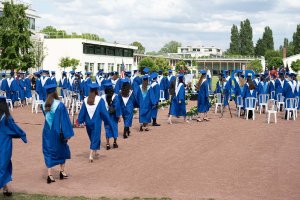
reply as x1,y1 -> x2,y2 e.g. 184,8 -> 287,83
7,193 -> 172,200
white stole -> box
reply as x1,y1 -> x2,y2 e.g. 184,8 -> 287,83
41,76 -> 49,87
175,83 -> 183,96
84,95 -> 101,119
122,90 -> 132,106
7,78 -> 14,88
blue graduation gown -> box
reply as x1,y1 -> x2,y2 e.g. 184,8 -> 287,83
132,76 -> 142,104
102,94 -> 121,139
151,81 -> 160,119
40,76 -> 52,101
42,100 -> 74,168
166,75 -> 176,100
24,77 -> 32,98
170,83 -> 186,116
6,78 -> 19,103
157,75 -> 167,91
137,85 -> 156,123
283,81 -> 296,99
35,78 -> 43,99
119,91 -> 137,127
197,80 -> 210,113
50,77 -> 57,85
223,81 -> 231,107
242,85 -> 257,108
78,96 -> 112,150
18,79 -> 26,100
214,81 -> 222,94
1,78 -> 8,91
83,77 -> 92,97
59,77 -> 68,97
275,79 -> 285,100
112,78 -> 122,94
258,81 -> 269,95
0,115 -> 27,189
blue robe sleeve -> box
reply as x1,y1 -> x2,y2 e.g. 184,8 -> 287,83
99,99 -> 115,131
178,86 -> 185,102
6,116 -> 27,143
59,103 -> 74,139
149,88 -> 157,106
78,102 -> 86,124
114,95 -> 122,118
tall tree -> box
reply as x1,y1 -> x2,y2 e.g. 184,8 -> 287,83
138,57 -> 157,73
255,38 -> 265,56
293,24 -> 300,54
159,41 -> 181,54
262,26 -> 274,51
229,24 -> 239,54
32,39 -> 47,69
155,57 -> 169,74
0,1 -> 35,71
131,41 -> 145,54
239,19 -> 254,56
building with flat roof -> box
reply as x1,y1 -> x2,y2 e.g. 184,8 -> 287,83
168,45 -> 223,58
42,37 -> 138,78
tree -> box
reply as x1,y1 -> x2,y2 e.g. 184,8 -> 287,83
268,57 -> 283,69
70,58 -> 80,70
229,24 -> 239,54
175,60 -> 187,73
265,50 -> 281,63
239,19 -> 254,55
255,38 -> 265,56
159,41 -> 181,54
293,24 -> 300,54
131,41 -> 145,54
155,57 -> 169,74
0,1 -> 35,71
59,57 -> 71,69
32,39 -> 47,69
291,59 -> 300,73
138,57 -> 157,73
262,26 -> 274,51
247,60 -> 263,73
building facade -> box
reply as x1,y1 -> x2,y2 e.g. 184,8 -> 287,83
168,45 -> 223,58
42,38 -> 137,78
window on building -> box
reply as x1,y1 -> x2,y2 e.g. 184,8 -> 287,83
85,62 -> 89,72
115,48 -> 123,57
90,63 -> 94,73
106,47 -> 115,56
83,44 -> 95,54
28,17 -> 35,30
124,49 -> 133,57
95,46 -> 105,55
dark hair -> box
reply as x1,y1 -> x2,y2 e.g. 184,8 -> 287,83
105,87 -> 114,106
0,100 -> 10,124
45,92 -> 59,112
142,79 -> 148,92
87,88 -> 98,105
196,74 -> 205,90
248,81 -> 256,90
121,82 -> 131,97
179,77 -> 184,84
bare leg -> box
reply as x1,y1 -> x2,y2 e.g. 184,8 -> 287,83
89,150 -> 94,162
48,168 -> 52,176
168,115 -> 173,124
60,164 -> 65,172
144,123 -> 149,131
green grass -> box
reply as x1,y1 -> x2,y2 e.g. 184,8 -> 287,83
6,193 -> 172,200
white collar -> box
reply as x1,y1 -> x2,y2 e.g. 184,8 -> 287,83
122,90 -> 132,106
84,95 -> 101,119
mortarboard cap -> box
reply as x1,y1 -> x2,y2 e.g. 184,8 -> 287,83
142,75 -> 149,80
86,72 -> 92,75
70,70 -> 75,75
168,69 -> 173,73
2,73 -> 6,77
150,72 -> 158,80
44,84 -> 57,94
51,71 -> 56,75
178,74 -> 184,78
89,83 -> 99,89
143,67 -> 150,74
200,70 -> 207,75
102,80 -> 113,89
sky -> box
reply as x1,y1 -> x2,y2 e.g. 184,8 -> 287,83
24,0 -> 300,52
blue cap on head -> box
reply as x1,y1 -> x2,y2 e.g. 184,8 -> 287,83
86,72 -> 92,75
158,70 -> 162,73
143,67 -> 150,74
290,73 -> 296,77
62,71 -> 66,75
102,80 -> 113,89
2,73 -> 6,77
168,69 -> 173,73
150,72 -> 158,80
0,96 -> 6,102
142,75 -> 149,80
89,83 -> 99,90
51,71 -> 55,75
43,70 -> 49,74
98,70 -> 104,75
44,84 -> 57,94
240,74 -> 245,78
178,74 -> 184,78
133,70 -> 138,73
70,70 -> 75,75
113,71 -> 119,76
10,71 -> 15,76
200,70 -> 206,75
279,72 -> 284,76
122,78 -> 130,84
125,71 -> 132,77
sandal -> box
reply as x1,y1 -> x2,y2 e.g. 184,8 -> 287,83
144,128 -> 149,131
196,118 -> 202,122
203,117 -> 209,122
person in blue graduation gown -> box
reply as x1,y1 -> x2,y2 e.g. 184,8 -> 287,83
24,72 -> 32,99
78,83 -> 113,162
50,71 -> 57,85
168,74 -> 188,124
40,70 -> 52,101
83,72 -> 92,97
68,70 -> 76,91
233,74 -> 246,105
196,70 -> 210,122
35,72 -> 43,100
253,74 -> 260,88
214,73 -> 223,94
222,74 -> 232,108
150,72 -> 161,126
131,70 -> 142,100
17,73 -> 26,104
1,73 -> 7,92
157,70 -> 167,94
110,71 -> 122,94
136,75 -> 156,131
96,70 -> 105,95
41,84 -> 74,184
0,96 -> 27,196
257,75 -> 270,95
6,72 -> 19,104
101,80 -> 121,150
119,79 -> 137,139
166,70 -> 176,100
59,71 -> 68,98
242,80 -> 257,119
275,72 -> 286,99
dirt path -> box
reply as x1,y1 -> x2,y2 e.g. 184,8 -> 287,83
8,102 -> 300,200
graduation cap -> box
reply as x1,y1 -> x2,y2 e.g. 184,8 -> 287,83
168,69 -> 173,73
62,71 -> 67,75
143,67 -> 150,74
178,74 -> 184,79
150,72 -> 158,80
240,74 -> 245,78
51,71 -> 56,75
254,74 -> 260,77
86,72 -> 92,75
43,70 -> 49,74
0,96 -> 6,102
122,78 -> 130,84
44,84 -> 57,94
290,73 -> 296,77
10,71 -> 15,76
89,83 -> 99,90
102,80 -> 113,89
142,75 -> 149,80
279,72 -> 284,76
70,70 -> 75,75
199,70 -> 206,75
125,71 -> 132,77
112,71 -> 119,76
2,73 -> 6,77
98,70 -> 104,75
133,69 -> 138,73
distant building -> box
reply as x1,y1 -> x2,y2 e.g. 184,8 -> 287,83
42,37 -> 138,78
169,45 -> 223,58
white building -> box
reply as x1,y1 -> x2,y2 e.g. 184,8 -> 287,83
42,38 -> 138,78
283,53 -> 300,73
169,45 -> 223,58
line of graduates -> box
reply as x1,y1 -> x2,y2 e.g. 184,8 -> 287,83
214,70 -> 300,119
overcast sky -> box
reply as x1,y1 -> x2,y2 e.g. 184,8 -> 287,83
25,0 -> 300,52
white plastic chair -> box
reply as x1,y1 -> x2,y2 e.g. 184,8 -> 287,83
214,93 -> 223,114
32,91 -> 44,114
285,98 -> 296,121
270,91 -> 276,100
266,99 -> 277,124
245,97 -> 256,120
258,94 -> 269,114
276,93 -> 284,112
236,95 -> 243,117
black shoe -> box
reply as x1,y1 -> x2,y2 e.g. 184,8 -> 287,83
106,144 -> 111,150
139,125 -> 143,132
3,190 -> 12,197
152,123 -> 161,126
113,142 -> 118,149
60,171 -> 68,180
127,128 -> 131,136
47,175 -> 55,184
123,133 -> 128,139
